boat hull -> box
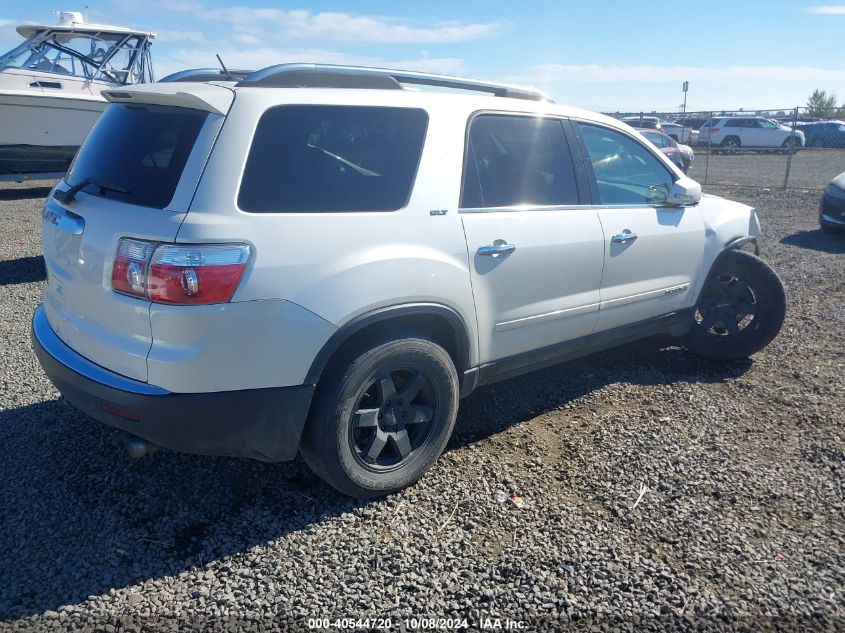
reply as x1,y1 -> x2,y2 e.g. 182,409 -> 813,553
0,92 -> 105,174
0,144 -> 78,175
0,92 -> 105,146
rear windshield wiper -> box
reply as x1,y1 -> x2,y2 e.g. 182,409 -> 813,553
54,177 -> 131,203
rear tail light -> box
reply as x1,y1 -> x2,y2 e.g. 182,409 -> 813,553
708,127 -> 720,133
111,238 -> 251,305
112,238 -> 157,299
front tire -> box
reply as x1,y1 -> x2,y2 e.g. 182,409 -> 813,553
300,335 -> 459,498
683,250 -> 786,360
782,136 -> 801,153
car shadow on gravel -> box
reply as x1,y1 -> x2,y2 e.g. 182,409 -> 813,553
780,229 -> 845,254
0,186 -> 53,201
0,341 -> 750,620
451,337 -> 752,449
0,255 -> 46,285
0,399 -> 354,619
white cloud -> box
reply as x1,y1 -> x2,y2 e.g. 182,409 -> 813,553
155,29 -> 207,43
805,5 -> 845,14
198,7 -> 501,44
154,47 -> 466,79
0,19 -> 17,27
496,64 -> 845,111
516,63 -> 845,85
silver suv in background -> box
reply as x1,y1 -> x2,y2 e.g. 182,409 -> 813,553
32,65 -> 786,498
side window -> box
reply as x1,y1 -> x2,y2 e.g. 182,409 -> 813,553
239,105 -> 428,213
576,123 -> 675,205
725,119 -> 741,128
460,115 -> 579,208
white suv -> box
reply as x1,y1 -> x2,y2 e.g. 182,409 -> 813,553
32,64 -> 786,498
698,116 -> 804,152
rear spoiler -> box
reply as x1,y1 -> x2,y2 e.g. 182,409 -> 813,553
102,83 -> 235,116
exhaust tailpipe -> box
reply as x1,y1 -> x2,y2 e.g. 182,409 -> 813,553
116,431 -> 159,458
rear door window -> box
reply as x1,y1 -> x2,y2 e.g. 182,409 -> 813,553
65,103 -> 209,209
460,114 -> 579,208
238,105 -> 428,213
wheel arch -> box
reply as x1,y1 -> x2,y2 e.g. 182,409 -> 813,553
692,236 -> 761,306
305,303 -> 473,388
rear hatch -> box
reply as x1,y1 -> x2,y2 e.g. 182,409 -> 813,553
41,85 -> 232,382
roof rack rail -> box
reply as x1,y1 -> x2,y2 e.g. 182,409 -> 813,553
235,64 -> 552,102
159,68 -> 255,83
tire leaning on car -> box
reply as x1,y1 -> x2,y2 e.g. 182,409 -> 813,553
682,250 -> 786,361
300,334 -> 460,498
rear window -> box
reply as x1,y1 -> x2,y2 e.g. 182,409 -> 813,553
238,105 -> 428,213
65,103 -> 208,209
461,114 -> 579,208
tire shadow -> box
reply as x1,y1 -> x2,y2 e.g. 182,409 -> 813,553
780,229 -> 845,254
451,337 -> 752,449
0,255 -> 46,286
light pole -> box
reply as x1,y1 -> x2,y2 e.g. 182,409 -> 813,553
682,81 -> 689,114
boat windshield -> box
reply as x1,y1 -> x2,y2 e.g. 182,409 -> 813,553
0,29 -> 153,84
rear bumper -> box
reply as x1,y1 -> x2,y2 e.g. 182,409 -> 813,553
31,305 -> 314,462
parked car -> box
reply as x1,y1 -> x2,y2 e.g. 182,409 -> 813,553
673,116 -> 710,130
621,115 -> 661,130
638,128 -> 692,173
31,64 -> 787,498
820,171 -> 845,234
797,120 -> 845,148
659,122 -> 695,145
698,117 -> 805,152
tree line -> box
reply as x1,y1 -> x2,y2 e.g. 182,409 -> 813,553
806,89 -> 844,119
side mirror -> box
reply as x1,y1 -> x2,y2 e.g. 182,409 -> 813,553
665,176 -> 701,206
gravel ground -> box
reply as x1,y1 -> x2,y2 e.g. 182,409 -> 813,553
688,148 -> 845,190
1,180 -> 843,632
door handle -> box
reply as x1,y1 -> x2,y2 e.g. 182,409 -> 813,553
611,230 -> 637,244
478,241 -> 515,257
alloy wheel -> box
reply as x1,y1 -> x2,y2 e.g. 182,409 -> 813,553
348,367 -> 437,472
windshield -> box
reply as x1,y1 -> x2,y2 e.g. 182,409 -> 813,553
0,29 -> 153,84
66,104 -> 209,209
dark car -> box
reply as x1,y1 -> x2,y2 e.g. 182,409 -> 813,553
798,121 -> 845,148
821,171 -> 845,234
638,128 -> 690,173
622,115 -> 661,130
673,116 -> 710,130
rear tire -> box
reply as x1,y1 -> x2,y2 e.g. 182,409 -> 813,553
683,250 -> 786,360
300,335 -> 459,498
721,136 -> 741,154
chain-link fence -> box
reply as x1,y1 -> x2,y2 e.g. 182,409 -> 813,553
605,107 -> 845,190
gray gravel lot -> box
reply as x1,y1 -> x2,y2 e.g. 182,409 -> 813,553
689,148 -> 845,190
1,179 -> 843,632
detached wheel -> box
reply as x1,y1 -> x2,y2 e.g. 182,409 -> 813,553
300,335 -> 459,498
683,250 -> 786,360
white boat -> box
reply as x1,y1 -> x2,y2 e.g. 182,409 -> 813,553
0,11 -> 155,179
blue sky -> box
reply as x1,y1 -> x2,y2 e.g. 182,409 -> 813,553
2,1 -> 844,112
